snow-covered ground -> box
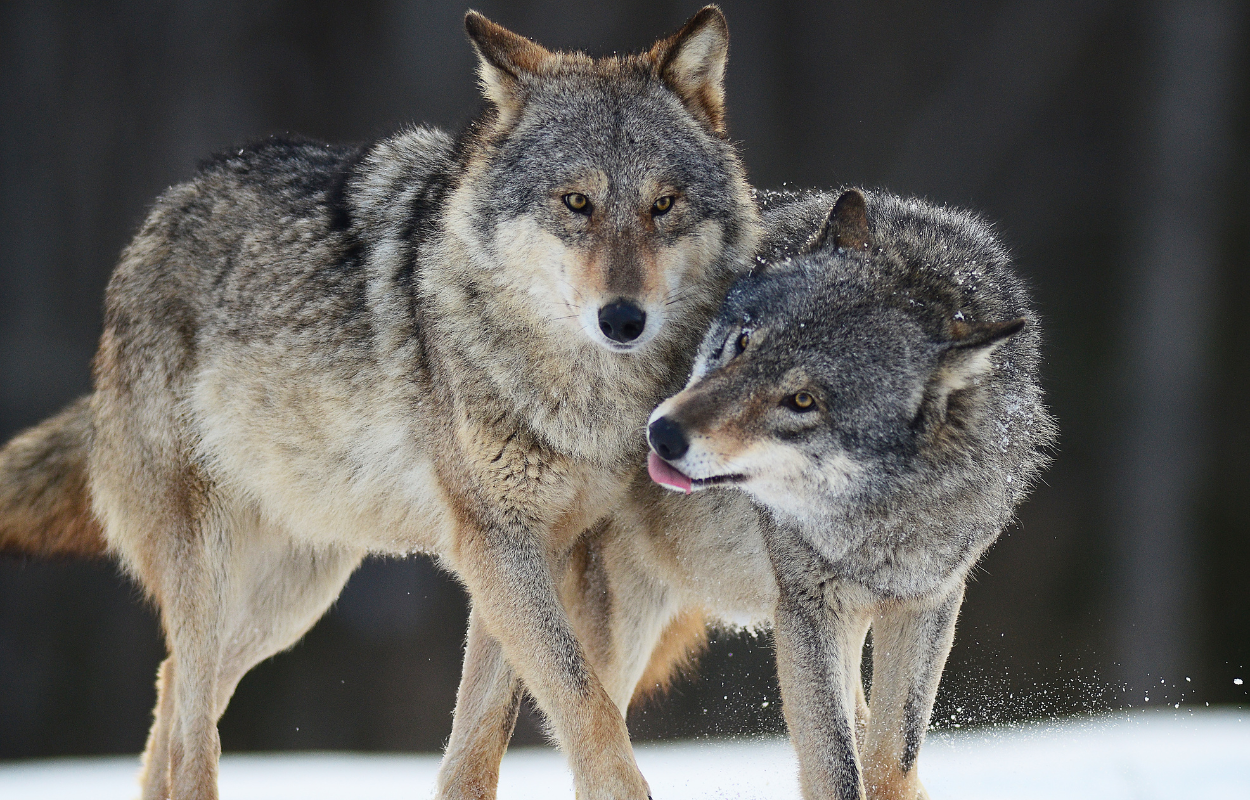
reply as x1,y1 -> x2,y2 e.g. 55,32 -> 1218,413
2,709 -> 1245,799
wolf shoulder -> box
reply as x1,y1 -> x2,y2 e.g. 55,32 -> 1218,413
108,129 -> 456,345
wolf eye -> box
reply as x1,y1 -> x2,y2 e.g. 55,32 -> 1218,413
784,391 -> 817,412
651,196 -> 675,216
734,330 -> 750,355
563,193 -> 592,214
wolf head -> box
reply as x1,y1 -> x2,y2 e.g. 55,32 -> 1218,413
446,8 -> 758,354
647,189 -> 1052,528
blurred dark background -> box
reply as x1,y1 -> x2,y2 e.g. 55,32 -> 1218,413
1,0 -> 1247,759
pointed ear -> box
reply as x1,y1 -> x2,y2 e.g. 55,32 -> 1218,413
936,317 -> 1025,391
465,11 -> 554,125
803,189 -> 872,254
919,317 -> 1025,427
651,6 -> 730,135
949,317 -> 1026,351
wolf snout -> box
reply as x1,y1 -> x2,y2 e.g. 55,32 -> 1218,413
598,300 -> 646,343
648,416 -> 689,461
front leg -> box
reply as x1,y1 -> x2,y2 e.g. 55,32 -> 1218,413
765,519 -> 874,800
773,578 -> 873,800
437,524 -> 681,800
451,513 -> 649,800
861,583 -> 963,800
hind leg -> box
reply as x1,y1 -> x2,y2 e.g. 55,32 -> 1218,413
152,535 -> 227,800
136,516 -> 362,799
211,532 -> 363,720
139,657 -> 176,800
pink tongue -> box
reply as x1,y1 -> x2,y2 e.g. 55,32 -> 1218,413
648,452 -> 693,494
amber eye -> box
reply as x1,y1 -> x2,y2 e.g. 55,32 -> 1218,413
787,391 -> 816,412
651,195 -> 675,215
563,193 -> 591,214
735,330 -> 750,355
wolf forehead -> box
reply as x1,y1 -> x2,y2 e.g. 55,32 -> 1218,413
713,191 -> 1030,345
482,82 -> 739,196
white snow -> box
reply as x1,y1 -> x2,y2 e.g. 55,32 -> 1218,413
0,709 -> 1245,800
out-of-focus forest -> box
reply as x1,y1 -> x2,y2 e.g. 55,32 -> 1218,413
1,0 -> 1246,758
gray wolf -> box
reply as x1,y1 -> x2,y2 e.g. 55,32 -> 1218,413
641,188 -> 1056,799
0,8 -> 759,800
424,188 -> 831,793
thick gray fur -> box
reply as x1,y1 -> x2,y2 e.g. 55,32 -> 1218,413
649,188 -> 1056,799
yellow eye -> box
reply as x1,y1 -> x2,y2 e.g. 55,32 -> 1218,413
652,195 -> 675,215
735,331 -> 750,354
790,391 -> 816,411
563,193 -> 591,214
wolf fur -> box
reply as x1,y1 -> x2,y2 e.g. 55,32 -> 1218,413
0,397 -> 106,558
634,188 -> 1057,799
427,188 -> 836,792
0,8 -> 760,799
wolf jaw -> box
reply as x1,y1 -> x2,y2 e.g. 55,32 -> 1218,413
646,451 -> 744,493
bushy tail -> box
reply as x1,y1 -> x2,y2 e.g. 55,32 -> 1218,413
0,395 -> 108,558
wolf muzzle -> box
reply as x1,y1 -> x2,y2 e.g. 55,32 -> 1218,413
647,417 -> 694,493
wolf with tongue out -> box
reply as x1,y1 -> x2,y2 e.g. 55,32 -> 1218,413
641,187 -> 1055,799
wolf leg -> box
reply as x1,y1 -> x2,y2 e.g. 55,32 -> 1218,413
861,584 -> 963,800
211,533 -> 362,720
158,541 -> 225,800
140,515 -> 361,800
139,656 -> 176,800
435,610 -> 524,800
772,578 -> 872,800
454,522 -> 650,800
436,524 -> 680,800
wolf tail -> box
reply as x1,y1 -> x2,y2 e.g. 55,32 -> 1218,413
0,395 -> 108,558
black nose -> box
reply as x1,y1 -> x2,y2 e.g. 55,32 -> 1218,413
598,301 -> 647,343
648,416 -> 689,461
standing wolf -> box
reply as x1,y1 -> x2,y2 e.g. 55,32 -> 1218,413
644,189 -> 1056,799
0,8 -> 759,799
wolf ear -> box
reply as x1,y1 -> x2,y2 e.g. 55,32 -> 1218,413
936,317 -> 1025,394
651,6 -> 730,135
803,189 -> 871,255
465,11 -> 554,125
919,317 -> 1025,427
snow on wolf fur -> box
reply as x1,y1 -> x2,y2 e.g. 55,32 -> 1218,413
647,188 -> 1057,800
